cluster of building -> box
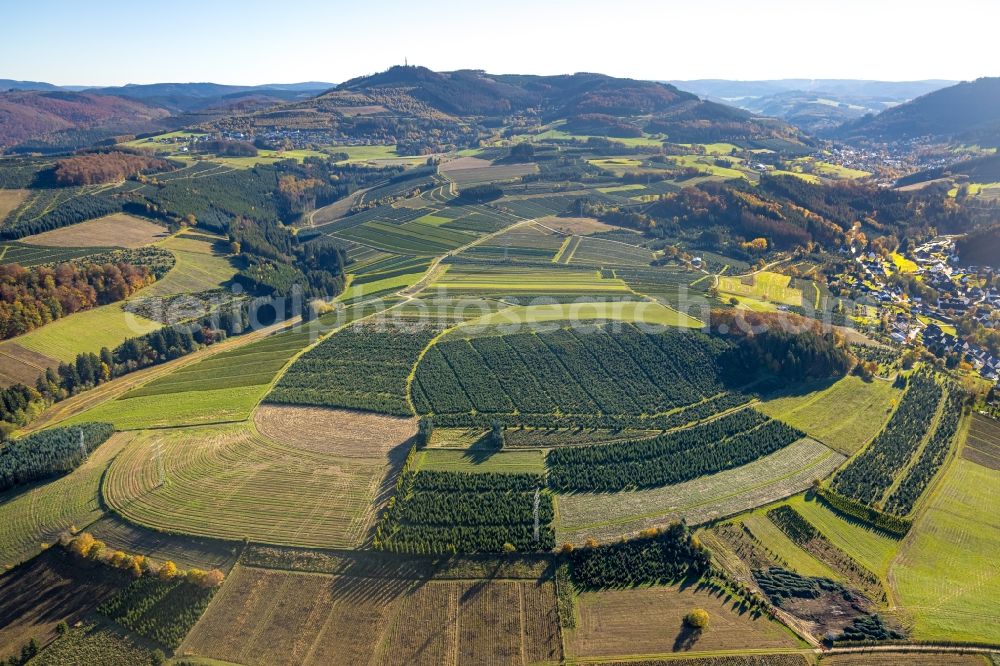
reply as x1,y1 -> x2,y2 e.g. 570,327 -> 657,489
849,237 -> 999,384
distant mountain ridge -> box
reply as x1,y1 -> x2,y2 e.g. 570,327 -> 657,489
671,79 -> 954,134
837,77 -> 1000,145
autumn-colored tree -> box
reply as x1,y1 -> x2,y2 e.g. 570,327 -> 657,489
159,560 -> 178,579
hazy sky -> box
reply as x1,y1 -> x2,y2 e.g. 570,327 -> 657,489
3,0 -> 998,86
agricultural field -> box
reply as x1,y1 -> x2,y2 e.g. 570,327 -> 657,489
0,189 -> 29,222
103,422 -> 404,549
535,215 -> 615,235
331,218 -> 478,255
20,213 -> 169,248
142,231 -> 237,296
0,342 -> 59,387
415,447 -> 547,474
440,158 -> 539,185
555,437 -> 844,544
122,326 -> 311,398
566,236 -> 656,266
268,319 -> 442,416
962,413 -> 1000,469
0,550 -> 129,662
758,375 -> 902,455
0,241 -> 110,267
430,264 -> 634,298
459,221 -> 565,261
4,301 -> 160,363
0,432 -> 134,569
566,584 -> 801,659
413,324 -> 730,429
179,564 -> 562,666
891,456 -> 1000,643
87,514 -> 239,572
718,271 -> 805,307
63,384 -> 266,430
453,299 -> 702,329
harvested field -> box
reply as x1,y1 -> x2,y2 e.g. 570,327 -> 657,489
555,438 -> 844,545
103,423 -> 406,549
22,213 -> 169,247
87,514 -> 239,572
0,549 -> 129,662
566,584 -> 800,659
0,343 -> 56,387
535,215 -> 615,235
444,162 -> 538,186
180,565 -> 562,666
962,413 -> 1000,470
0,189 -> 29,222
440,156 -> 492,172
0,432 -> 135,569
254,405 -> 416,457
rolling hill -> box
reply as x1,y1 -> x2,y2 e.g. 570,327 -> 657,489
0,90 -> 173,153
838,77 -> 1000,145
672,79 -> 953,134
221,65 -> 807,154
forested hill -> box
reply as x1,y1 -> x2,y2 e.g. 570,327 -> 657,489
336,66 -> 721,118
239,65 -> 806,153
838,77 -> 1000,146
0,90 -> 172,153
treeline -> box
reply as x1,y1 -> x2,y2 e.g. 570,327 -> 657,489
374,470 -> 554,553
814,486 -> 911,537
547,409 -> 804,492
0,422 -> 113,492
0,194 -> 121,239
53,151 -> 175,185
832,371 -> 942,507
568,522 -> 710,589
193,139 -> 257,157
0,294 -> 295,436
456,183 -> 502,203
720,329 -> 854,383
0,248 -> 172,339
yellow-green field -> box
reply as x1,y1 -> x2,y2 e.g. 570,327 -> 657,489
892,456 -> 1000,643
63,384 -> 269,430
415,448 -> 546,474
12,302 -> 161,363
453,300 -> 704,331
717,271 -> 804,307
103,423 -> 397,549
758,375 -> 902,455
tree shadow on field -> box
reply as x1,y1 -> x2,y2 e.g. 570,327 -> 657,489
672,623 -> 703,651
459,433 -> 502,466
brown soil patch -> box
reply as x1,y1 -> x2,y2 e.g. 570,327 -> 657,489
254,405 -> 416,458
567,584 -> 798,658
0,343 -> 57,388
962,414 -> 1000,470
181,565 -> 561,666
0,549 -> 129,661
0,189 -> 28,221
24,213 -> 169,248
537,216 -> 616,235
439,156 -> 492,173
